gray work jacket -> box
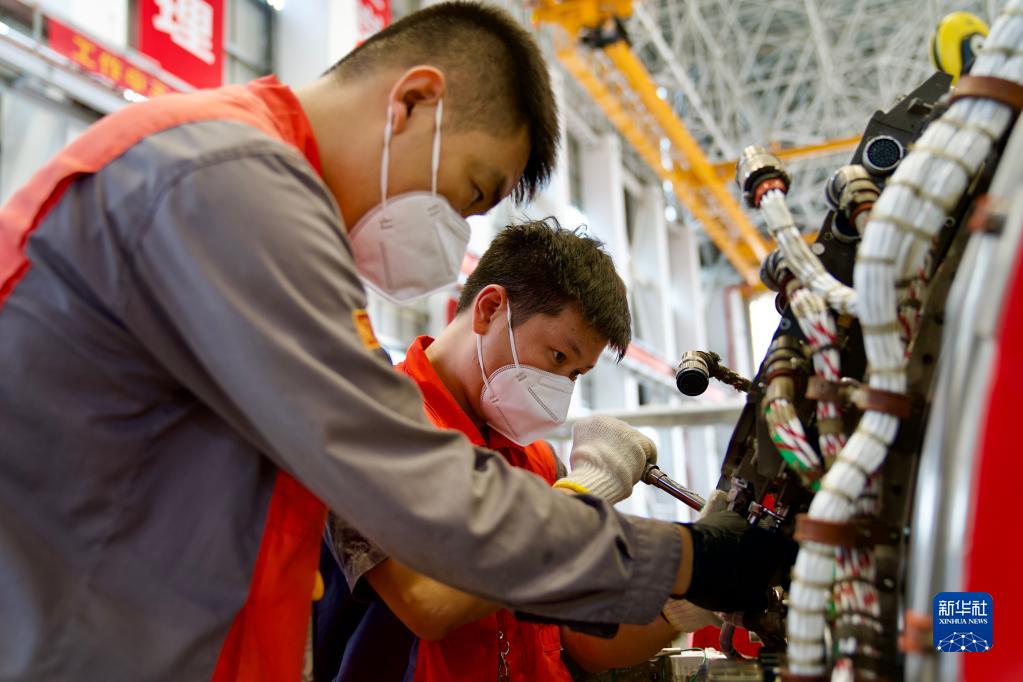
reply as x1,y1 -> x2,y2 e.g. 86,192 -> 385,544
0,80 -> 681,680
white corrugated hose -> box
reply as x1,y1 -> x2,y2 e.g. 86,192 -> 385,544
786,2 -> 1023,675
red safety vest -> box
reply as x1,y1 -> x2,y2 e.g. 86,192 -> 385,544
0,76 -> 327,682
397,336 -> 573,682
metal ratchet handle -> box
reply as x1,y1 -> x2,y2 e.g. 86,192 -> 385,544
642,464 -> 706,511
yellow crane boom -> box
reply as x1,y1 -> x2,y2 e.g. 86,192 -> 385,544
533,0 -> 857,286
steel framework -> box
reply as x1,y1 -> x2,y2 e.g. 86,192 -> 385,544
633,0 -> 1002,234
521,0 -> 1005,280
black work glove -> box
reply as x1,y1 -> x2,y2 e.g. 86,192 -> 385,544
682,510 -> 798,613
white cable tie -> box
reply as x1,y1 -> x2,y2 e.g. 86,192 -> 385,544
833,576 -> 878,588
866,212 -> 935,243
884,177 -> 960,213
801,543 -> 836,560
867,365 -> 906,376
787,634 -> 827,646
856,255 -> 897,266
835,455 -> 873,480
856,428 -> 890,449
905,143 -> 977,177
820,484 -> 859,507
792,572 -> 835,590
938,114 -> 1001,143
860,321 -> 902,335
788,603 -> 832,617
823,279 -> 851,298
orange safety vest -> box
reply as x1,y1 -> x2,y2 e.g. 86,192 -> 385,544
0,76 -> 327,682
397,336 -> 574,682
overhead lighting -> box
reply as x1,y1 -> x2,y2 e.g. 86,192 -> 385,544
123,89 -> 148,102
662,180 -> 673,193
664,205 -> 678,222
266,0 -> 285,10
0,21 -> 9,35
656,86 -> 667,100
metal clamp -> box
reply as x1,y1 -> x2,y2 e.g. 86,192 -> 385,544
951,74 -> 1023,114
794,514 -> 902,548
805,376 -> 913,419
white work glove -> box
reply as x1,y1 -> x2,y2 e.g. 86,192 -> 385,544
661,598 -> 723,632
553,415 -> 656,504
699,488 -> 730,519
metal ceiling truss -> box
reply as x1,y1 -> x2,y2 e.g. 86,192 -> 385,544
516,0 -> 1003,282
630,0 -> 1002,259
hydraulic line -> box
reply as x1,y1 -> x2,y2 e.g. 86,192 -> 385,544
737,148 -> 858,316
784,270 -> 886,681
831,474 -> 884,680
787,282 -> 846,468
761,336 -> 821,488
773,257 -> 885,680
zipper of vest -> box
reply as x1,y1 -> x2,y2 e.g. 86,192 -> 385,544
497,628 -> 511,681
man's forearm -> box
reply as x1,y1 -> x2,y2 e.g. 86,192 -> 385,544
561,615 -> 678,673
367,559 -> 500,641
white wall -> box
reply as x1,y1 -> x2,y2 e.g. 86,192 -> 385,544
41,0 -> 129,48
275,0 -> 359,86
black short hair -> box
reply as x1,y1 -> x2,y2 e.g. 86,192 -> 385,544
456,219 -> 632,360
328,2 -> 558,203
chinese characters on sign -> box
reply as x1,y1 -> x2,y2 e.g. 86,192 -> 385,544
139,0 -> 224,90
152,0 -> 216,65
48,18 -> 175,99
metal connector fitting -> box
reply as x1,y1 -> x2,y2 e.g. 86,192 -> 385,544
676,350 -> 752,396
676,350 -> 715,396
763,335 -> 809,383
825,165 -> 880,242
736,145 -> 790,208
760,249 -> 791,293
862,134 -> 904,175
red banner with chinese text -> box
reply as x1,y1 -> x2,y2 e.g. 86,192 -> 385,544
138,0 -> 224,90
358,0 -> 392,43
48,18 -> 176,99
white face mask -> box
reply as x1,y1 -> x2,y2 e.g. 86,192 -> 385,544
476,303 -> 575,446
348,99 -> 472,304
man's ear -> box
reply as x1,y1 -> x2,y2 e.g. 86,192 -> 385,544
387,66 -> 446,135
471,285 -> 507,335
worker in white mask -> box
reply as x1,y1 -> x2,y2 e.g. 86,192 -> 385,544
319,220 -> 720,682
347,98 -> 473,303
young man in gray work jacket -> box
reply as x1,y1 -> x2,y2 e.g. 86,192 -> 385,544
0,2 -> 791,679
